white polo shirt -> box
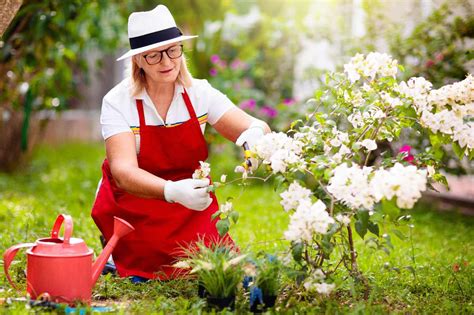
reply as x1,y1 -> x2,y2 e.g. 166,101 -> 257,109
100,77 -> 235,142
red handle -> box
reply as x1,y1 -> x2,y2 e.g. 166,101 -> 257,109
3,243 -> 36,290
50,214 -> 73,244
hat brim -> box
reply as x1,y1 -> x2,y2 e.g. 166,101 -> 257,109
116,35 -> 198,61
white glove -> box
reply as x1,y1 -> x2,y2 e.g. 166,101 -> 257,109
164,178 -> 213,211
235,121 -> 265,150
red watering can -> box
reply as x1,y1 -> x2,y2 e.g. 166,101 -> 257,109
3,214 -> 134,304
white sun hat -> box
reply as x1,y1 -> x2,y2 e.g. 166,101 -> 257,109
116,5 -> 198,61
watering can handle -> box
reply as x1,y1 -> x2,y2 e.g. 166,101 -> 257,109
51,214 -> 73,244
3,243 -> 36,290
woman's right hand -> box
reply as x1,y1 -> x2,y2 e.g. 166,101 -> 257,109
163,178 -> 212,211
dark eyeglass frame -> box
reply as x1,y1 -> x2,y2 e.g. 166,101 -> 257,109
143,45 -> 183,65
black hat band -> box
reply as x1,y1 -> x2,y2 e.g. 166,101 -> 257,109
129,27 -> 183,49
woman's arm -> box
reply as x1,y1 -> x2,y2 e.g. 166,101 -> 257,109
106,132 -> 212,210
106,132 -> 167,199
212,107 -> 271,142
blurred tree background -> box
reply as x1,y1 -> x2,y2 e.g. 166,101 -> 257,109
0,0 -> 473,172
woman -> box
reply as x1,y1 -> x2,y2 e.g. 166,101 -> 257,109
91,4 -> 270,281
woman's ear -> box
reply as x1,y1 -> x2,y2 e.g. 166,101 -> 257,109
133,55 -> 142,69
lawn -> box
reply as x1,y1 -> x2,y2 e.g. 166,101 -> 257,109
0,143 -> 472,314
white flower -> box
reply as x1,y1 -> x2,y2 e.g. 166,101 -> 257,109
223,254 -> 248,270
220,174 -> 227,183
343,52 -> 398,83
172,260 -> 191,269
284,200 -> 335,242
18,82 -> 29,94
280,181 -> 312,212
370,163 -> 427,209
427,165 -> 436,178
220,201 -> 233,215
192,161 -> 211,179
335,214 -> 351,226
315,282 -> 336,295
254,132 -> 304,174
360,139 -> 377,151
327,164 -> 375,210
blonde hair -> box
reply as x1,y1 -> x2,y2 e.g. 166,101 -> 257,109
129,53 -> 193,97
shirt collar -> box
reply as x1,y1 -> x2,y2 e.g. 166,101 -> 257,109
137,82 -> 184,106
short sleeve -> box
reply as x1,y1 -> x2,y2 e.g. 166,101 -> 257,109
200,80 -> 236,125
100,97 -> 132,140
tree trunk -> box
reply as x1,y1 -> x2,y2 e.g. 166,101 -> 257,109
0,106 -> 42,172
0,0 -> 22,36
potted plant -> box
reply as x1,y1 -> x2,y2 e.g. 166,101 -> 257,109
248,253 -> 282,312
175,241 -> 247,311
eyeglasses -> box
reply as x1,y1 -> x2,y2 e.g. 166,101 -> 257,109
143,45 -> 183,65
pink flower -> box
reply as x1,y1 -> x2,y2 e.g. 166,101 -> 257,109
425,59 -> 435,68
283,98 -> 296,106
260,105 -> 278,118
239,99 -> 256,111
210,55 -> 221,64
230,59 -> 246,70
399,145 -> 415,164
209,68 -> 218,77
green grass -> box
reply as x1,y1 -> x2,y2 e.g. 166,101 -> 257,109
0,143 -> 473,314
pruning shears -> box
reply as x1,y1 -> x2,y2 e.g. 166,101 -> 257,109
241,142 -> 253,171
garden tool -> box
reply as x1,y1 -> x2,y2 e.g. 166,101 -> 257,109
3,214 -> 135,305
241,142 -> 253,171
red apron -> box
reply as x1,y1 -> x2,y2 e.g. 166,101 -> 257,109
91,89 -> 230,279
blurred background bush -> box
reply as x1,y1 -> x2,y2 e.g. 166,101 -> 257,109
0,0 -> 473,173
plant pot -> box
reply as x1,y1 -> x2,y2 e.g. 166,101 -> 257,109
250,294 -> 277,313
206,295 -> 235,311
197,283 -> 207,298
263,294 -> 277,308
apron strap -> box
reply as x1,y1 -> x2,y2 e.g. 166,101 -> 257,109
181,89 -> 198,120
136,99 -> 146,127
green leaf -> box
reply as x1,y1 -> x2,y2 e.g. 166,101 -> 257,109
382,199 -> 400,219
355,211 -> 369,239
452,142 -> 466,160
367,221 -> 379,237
291,242 -> 304,263
383,233 -> 394,249
432,173 -> 448,189
216,218 -> 230,237
392,229 -> 407,240
321,236 -> 334,257
229,211 -> 239,224
207,185 -> 215,193
290,119 -> 303,130
211,211 -> 221,220
429,133 -> 442,149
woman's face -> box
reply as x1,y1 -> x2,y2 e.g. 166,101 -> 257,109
139,42 -> 182,85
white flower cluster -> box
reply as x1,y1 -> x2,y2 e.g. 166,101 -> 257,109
254,132 -> 304,173
219,201 -> 233,215
303,269 -> 335,296
280,181 -> 312,212
327,163 -> 427,210
370,163 -> 428,209
348,107 -> 386,129
398,74 -> 474,152
284,200 -> 335,243
327,163 -> 375,209
343,52 -> 398,83
192,161 -> 211,179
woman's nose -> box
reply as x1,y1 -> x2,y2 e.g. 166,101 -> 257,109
160,53 -> 172,65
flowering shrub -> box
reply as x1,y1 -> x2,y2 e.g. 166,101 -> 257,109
243,52 -> 473,293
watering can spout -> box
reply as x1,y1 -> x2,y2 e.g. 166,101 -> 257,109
91,217 -> 134,285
